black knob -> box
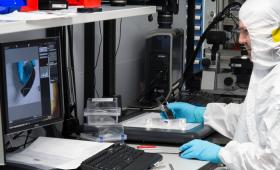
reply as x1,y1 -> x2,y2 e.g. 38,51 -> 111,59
224,77 -> 234,86
201,58 -> 211,69
148,15 -> 153,22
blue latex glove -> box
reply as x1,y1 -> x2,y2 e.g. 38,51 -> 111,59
179,139 -> 222,164
17,60 -> 36,85
160,102 -> 206,123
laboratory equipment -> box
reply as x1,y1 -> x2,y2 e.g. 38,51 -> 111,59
142,29 -> 184,105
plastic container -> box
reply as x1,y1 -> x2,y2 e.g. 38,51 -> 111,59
145,118 -> 188,130
84,98 -> 121,125
83,98 -> 125,143
80,125 -> 126,142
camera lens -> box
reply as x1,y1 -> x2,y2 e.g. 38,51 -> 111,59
157,11 -> 173,28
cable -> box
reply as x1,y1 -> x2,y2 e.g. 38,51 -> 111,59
5,130 -> 36,153
115,18 -> 123,58
92,21 -> 103,97
92,19 -> 122,98
94,22 -> 103,70
6,137 -> 38,153
67,25 -> 78,120
24,130 -> 32,148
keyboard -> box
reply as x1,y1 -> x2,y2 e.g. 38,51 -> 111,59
80,143 -> 162,170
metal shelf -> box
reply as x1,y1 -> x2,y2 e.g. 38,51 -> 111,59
0,5 -> 156,35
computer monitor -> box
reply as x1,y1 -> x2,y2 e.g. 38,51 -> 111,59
0,37 -> 64,134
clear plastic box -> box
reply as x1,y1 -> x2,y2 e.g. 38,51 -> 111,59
84,98 -> 121,116
83,98 -> 125,142
80,125 -> 127,142
145,118 -> 188,130
84,98 -> 121,125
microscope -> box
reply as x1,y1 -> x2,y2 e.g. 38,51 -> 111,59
127,0 -> 179,28
149,0 -> 179,28
200,30 -> 238,91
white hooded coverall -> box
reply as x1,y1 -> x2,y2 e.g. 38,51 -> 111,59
204,0 -> 280,169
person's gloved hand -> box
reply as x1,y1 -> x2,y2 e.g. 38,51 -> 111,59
179,139 -> 222,164
160,102 -> 206,123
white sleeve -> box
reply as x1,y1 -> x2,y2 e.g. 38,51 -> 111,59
219,129 -> 280,170
204,102 -> 244,139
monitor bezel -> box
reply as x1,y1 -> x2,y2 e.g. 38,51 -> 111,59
0,37 -> 64,134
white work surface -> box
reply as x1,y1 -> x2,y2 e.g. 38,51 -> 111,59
129,144 -> 209,170
0,5 -> 156,35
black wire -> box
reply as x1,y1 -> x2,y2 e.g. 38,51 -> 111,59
12,131 -> 24,140
115,18 -> 123,58
92,19 -> 122,98
93,21 -> 103,97
95,22 -> 103,69
67,25 -> 78,120
6,137 -> 38,153
5,132 -> 23,147
24,130 -> 32,148
5,130 -> 36,153
5,131 -> 33,147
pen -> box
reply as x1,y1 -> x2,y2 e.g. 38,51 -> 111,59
169,163 -> 174,170
137,145 -> 157,149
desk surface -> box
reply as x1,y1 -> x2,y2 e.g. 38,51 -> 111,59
0,5 -> 156,35
4,142 -> 210,170
129,144 -> 208,170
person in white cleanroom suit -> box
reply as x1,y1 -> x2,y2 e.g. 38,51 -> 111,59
162,0 -> 280,169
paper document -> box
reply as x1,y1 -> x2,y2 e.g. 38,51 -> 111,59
121,112 -> 200,130
6,137 -> 112,170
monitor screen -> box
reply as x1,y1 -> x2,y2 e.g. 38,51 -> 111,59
0,37 -> 64,134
